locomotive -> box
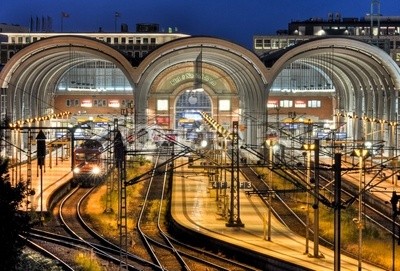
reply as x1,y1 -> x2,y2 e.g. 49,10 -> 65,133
72,139 -> 105,187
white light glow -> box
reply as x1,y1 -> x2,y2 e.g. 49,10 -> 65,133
157,99 -> 168,111
219,99 -> 230,111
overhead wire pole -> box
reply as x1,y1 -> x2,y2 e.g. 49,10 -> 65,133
36,130 -> 46,225
333,152 -> 342,271
353,147 -> 369,271
114,130 -> 128,270
313,139 -> 321,258
265,139 -> 276,241
26,129 -> 33,211
105,125 -> 114,213
226,121 -> 244,227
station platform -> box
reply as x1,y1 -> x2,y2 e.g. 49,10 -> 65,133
171,169 -> 385,271
13,158 -> 72,213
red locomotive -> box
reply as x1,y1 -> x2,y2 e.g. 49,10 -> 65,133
72,139 -> 105,187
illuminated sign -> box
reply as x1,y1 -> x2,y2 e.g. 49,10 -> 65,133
81,100 -> 92,107
294,100 -> 306,108
155,116 -> 170,125
170,72 -> 217,86
267,101 -> 278,108
108,100 -> 120,108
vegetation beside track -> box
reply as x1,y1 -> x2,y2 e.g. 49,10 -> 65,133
82,161 -> 153,259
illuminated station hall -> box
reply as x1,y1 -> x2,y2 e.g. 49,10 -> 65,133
2,6 -> 400,271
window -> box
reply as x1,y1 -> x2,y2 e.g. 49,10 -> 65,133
308,100 -> 321,108
255,39 -> 263,49
263,39 -> 271,49
396,52 -> 400,62
271,39 -> 280,49
66,99 -> 71,107
94,99 -> 107,107
280,100 -> 293,108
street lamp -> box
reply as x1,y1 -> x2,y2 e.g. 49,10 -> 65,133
302,143 -> 315,255
352,148 -> 369,271
265,139 -> 276,241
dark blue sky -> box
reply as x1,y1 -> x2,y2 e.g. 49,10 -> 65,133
1,0 -> 399,49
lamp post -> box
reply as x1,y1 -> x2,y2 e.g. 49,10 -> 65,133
265,139 -> 276,241
302,143 -> 315,255
353,148 -> 369,271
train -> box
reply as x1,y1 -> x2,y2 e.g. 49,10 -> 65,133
72,139 -> 106,187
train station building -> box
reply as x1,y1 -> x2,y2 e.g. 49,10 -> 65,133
1,16 -> 400,152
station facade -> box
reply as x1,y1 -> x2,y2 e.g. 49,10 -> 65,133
0,19 -> 400,150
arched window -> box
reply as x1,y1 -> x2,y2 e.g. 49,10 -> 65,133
175,89 -> 211,129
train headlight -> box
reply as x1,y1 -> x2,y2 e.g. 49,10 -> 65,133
92,166 -> 101,175
73,167 -> 80,174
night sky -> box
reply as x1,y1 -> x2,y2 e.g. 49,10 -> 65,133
1,0 -> 399,49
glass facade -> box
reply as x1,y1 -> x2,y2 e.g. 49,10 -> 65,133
57,60 -> 132,93
175,89 -> 211,128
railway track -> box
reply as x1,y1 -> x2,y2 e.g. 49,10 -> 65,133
22,236 -> 75,271
136,149 -> 258,270
28,185 -> 157,270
